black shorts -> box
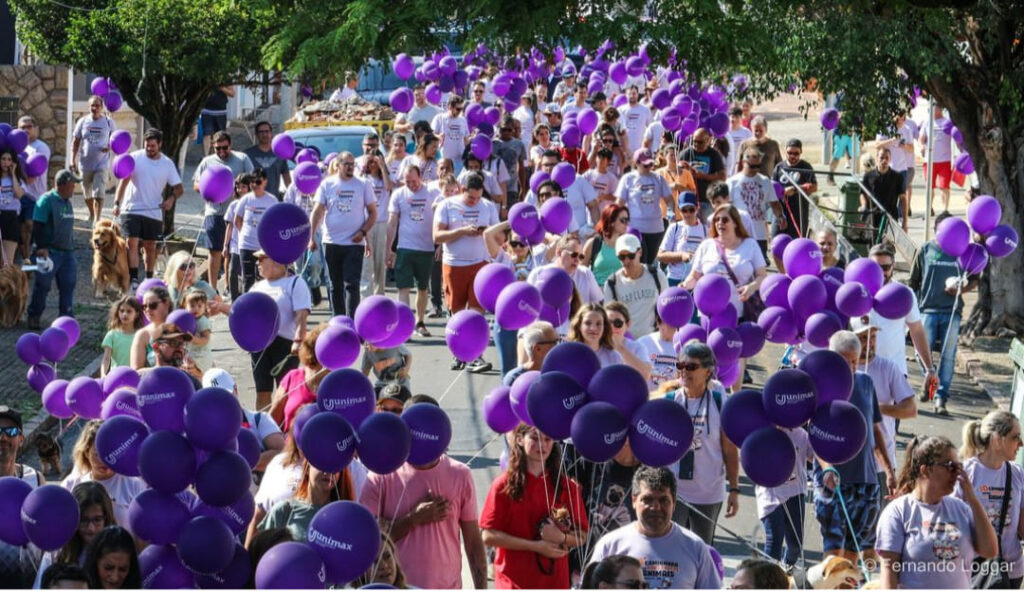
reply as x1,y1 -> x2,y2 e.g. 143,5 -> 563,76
204,215 -> 227,252
0,210 -> 19,243
120,214 -> 163,241
201,113 -> 228,135
250,335 -> 296,392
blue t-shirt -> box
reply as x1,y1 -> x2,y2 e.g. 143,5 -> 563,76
815,372 -> 881,485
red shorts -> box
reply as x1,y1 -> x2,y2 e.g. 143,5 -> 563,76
442,261 -> 486,312
923,160 -> 952,190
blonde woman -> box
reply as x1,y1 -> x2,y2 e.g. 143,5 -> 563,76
162,250 -> 227,314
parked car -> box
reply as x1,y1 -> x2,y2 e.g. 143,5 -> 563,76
284,125 -> 376,163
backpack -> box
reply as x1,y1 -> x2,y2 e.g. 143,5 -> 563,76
605,263 -> 662,302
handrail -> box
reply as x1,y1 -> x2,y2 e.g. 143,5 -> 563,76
775,168 -> 861,265
849,174 -> 918,264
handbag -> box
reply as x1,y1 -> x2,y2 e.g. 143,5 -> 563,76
971,462 -> 1012,589
714,240 -> 765,322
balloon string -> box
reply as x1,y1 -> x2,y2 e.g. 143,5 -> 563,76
674,497 -> 783,565
776,489 -> 807,570
369,478 -> 410,584
435,367 -> 467,405
461,431 -> 503,468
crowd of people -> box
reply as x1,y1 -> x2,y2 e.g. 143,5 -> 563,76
0,58 -> 999,590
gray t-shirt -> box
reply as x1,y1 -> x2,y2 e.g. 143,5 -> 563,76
194,152 -> 254,216
244,145 -> 289,197
603,266 -> 667,333
73,114 -> 115,171
492,138 -> 527,193
360,345 -> 411,389
590,522 -> 722,589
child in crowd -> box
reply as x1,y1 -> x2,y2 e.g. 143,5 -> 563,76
184,288 -> 214,373
510,233 -> 532,281
222,172 -> 250,302
360,342 -> 412,390
100,296 -> 143,377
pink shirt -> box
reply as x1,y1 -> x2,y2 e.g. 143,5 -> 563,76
358,455 -> 478,589
280,368 -> 316,432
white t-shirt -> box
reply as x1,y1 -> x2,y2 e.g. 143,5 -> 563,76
615,172 -> 672,233
23,139 -> 51,199
431,113 -> 469,162
660,220 -> 708,280
726,172 -> 776,241
618,103 -> 653,153
525,176 -> 597,229
223,200 -> 241,254
61,472 -> 146,531
727,127 -> 753,173
254,454 -> 303,512
643,120 -> 665,153
754,427 -> 813,519
314,175 -> 376,246
673,390 -> 727,504
920,117 -> 953,163
242,409 -> 282,449
876,494 -> 976,589
0,177 -> 19,213
122,151 -> 183,221
73,115 -> 115,171
590,523 -> 722,589
401,103 -> 441,127
526,263 -> 603,306
637,331 -> 678,389
513,106 -> 536,147
583,169 -> 619,199
398,155 -> 439,183
250,274 -> 312,340
955,458 -> 1024,578
283,182 -> 316,216
868,286 -> 922,377
389,185 -> 440,252
435,196 -> 499,266
860,355 -> 914,468
689,238 -> 766,316
235,192 -> 279,251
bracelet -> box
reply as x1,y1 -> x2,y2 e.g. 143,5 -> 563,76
728,487 -> 740,494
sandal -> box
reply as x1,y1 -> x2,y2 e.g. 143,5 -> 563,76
415,322 -> 432,337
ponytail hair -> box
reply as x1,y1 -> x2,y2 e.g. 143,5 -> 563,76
960,410 -> 1019,460
895,435 -> 955,497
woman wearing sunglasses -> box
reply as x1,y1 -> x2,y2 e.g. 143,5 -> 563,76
877,435 -> 996,589
583,203 -> 630,287
162,250 -> 227,314
130,285 -> 172,369
954,411 -> 1024,588
604,302 -> 652,380
653,340 -> 739,545
657,191 -> 707,288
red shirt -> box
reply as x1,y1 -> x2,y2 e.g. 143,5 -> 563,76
479,471 -> 589,589
560,148 -> 590,174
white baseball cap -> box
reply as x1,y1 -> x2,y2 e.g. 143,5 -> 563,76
202,368 -> 237,392
849,315 -> 879,335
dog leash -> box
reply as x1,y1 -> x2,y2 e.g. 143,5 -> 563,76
820,467 -> 872,583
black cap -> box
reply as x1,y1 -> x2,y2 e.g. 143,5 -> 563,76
0,405 -> 23,429
376,384 -> 411,405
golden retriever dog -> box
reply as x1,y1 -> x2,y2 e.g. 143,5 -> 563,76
805,555 -> 864,589
0,264 -> 29,328
91,219 -> 130,298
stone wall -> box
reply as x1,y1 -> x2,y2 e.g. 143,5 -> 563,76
0,65 -> 69,184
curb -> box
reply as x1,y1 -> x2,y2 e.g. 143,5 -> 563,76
956,347 -> 1010,411
22,352 -> 105,443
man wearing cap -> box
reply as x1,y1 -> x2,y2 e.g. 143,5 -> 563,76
771,139 -> 818,239
329,71 -> 360,102
618,86 -> 654,160
140,323 -> 203,388
0,406 -> 44,587
552,69 -> 577,106
657,191 -> 707,286
850,319 -> 917,498
727,146 -> 785,257
526,150 -> 599,236
203,368 -> 285,472
543,104 -> 563,144
908,213 -> 980,415
26,169 -> 79,329
493,116 -> 529,208
603,234 -> 666,332
615,149 -> 673,263
867,243 -> 939,408
431,97 -> 469,173
395,85 -> 442,134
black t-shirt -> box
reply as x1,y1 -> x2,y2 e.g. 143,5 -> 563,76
204,89 -> 229,111
863,168 -> 905,219
772,160 -> 818,238
679,147 -> 725,204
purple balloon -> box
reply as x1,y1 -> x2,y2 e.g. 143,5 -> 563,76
177,515 -> 236,575
958,242 -> 989,275
199,163 -> 234,204
820,108 -> 840,131
129,489 -> 191,545
393,53 -> 415,79
42,380 -> 73,419
610,61 -> 628,84
140,544 -> 196,589
953,153 -> 974,175
90,76 -> 110,97
737,321 -> 766,358
495,281 -> 542,331
809,401 -> 868,464
16,332 -> 42,365
236,429 -> 261,469
741,427 -> 796,487
317,368 -> 375,428
759,273 -> 792,309
355,295 -> 399,344
571,402 -> 629,462
50,316 -> 80,346
526,371 -> 587,440
307,501 -> 380,585
534,266 -> 573,307
673,324 -> 707,353
195,544 -> 251,589
389,87 -> 413,113
466,103 -> 485,127
757,306 -> 799,344
137,367 -> 195,432
804,311 -> 843,348
844,258 -> 884,298
629,399 -> 694,467
694,274 -> 732,316
471,134 -> 492,160
5,129 -> 28,153
293,161 -> 323,194
762,368 -> 818,428
509,202 -> 541,238
936,216 -> 971,257
185,387 -> 243,451
708,327 -> 743,366
771,234 -> 793,261
66,376 -> 104,419
720,389 -> 774,447
139,430 -> 196,494
657,287 -> 695,328
100,387 -> 142,421
798,349 -> 853,405
195,451 -> 251,507
787,275 -> 827,322
109,129 -> 131,155
104,90 -> 122,112
424,83 -> 442,105
542,341 -> 602,387
96,415 -> 149,476
509,371 -> 539,426
196,491 -> 256,536
402,403 -> 452,466
483,386 -> 519,433
295,148 -> 319,165
163,309 -> 197,337
135,278 -> 167,302
39,327 -> 69,363
473,263 -> 516,314
21,485 -> 79,551
256,541 -> 327,589
873,282 -> 914,319
316,325 -> 361,370
299,411 -> 357,473
585,363 -> 649,420
819,267 -> 845,300
24,153 -> 47,177
27,363 -> 55,393
986,224 -> 1018,258
368,303 -> 415,348
551,162 -> 577,189
357,412 -> 411,474
445,309 -> 490,363
578,108 -> 600,134
0,477 -> 33,545
967,195 -> 1001,235
111,154 -> 135,179
258,202 -> 312,265
835,281 -> 873,318
271,133 -> 296,161
229,292 -> 280,352
103,366 -> 139,395
540,197 -> 573,234
783,238 -> 823,278
530,171 -> 551,194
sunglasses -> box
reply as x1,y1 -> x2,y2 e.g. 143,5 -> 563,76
473,90 -> 484,94
510,241 -> 525,248
178,263 -> 195,271
155,339 -> 185,349
143,301 -> 163,311
676,361 -> 703,372
933,460 -> 963,473
539,191 -> 557,198
214,145 -> 230,152
879,263 -> 893,271
786,150 -> 801,156
563,252 -> 582,260
610,319 -> 626,329
618,253 -> 637,261
681,207 -> 697,213
0,426 -> 22,438
713,216 -> 732,224
379,405 -> 404,415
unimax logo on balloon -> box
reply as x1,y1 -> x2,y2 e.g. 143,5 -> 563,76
726,339 -> 742,350
411,429 -> 439,441
142,566 -> 163,588
138,391 -> 177,404
278,222 -> 311,241
105,432 -> 141,465
335,434 -> 356,452
317,565 -> 327,583
321,397 -> 367,411
562,391 -> 586,410
635,419 -> 678,447
809,425 -> 846,442
114,400 -> 139,416
517,299 -> 539,316
775,391 -> 815,406
20,510 -> 36,525
309,528 -> 354,551
603,427 -> 629,446
659,293 -> 689,306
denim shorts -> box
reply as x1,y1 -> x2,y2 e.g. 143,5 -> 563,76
814,482 -> 880,552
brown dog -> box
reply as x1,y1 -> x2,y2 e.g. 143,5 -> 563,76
91,219 -> 130,298
31,432 -> 62,475
0,264 -> 29,328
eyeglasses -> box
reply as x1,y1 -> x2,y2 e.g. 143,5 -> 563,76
0,426 -> 22,438
156,339 -> 185,349
473,90 -> 484,94
786,150 -> 801,156
610,318 -> 626,329
613,580 -> 649,589
214,145 -> 230,152
933,460 -> 963,473
80,516 -> 106,527
681,207 -> 697,214
562,252 -> 582,260
509,241 -> 525,248
143,301 -> 163,311
178,263 -> 195,272
713,216 -> 732,224
602,138 -> 614,144
618,253 -> 637,261
676,361 -> 703,372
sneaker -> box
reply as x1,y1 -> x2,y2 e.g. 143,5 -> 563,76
450,358 -> 465,371
467,357 -> 493,374
130,279 -> 139,293
918,389 -> 930,402
26,317 -> 41,331
426,308 -> 445,319
415,322 -> 432,338
935,402 -> 949,416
